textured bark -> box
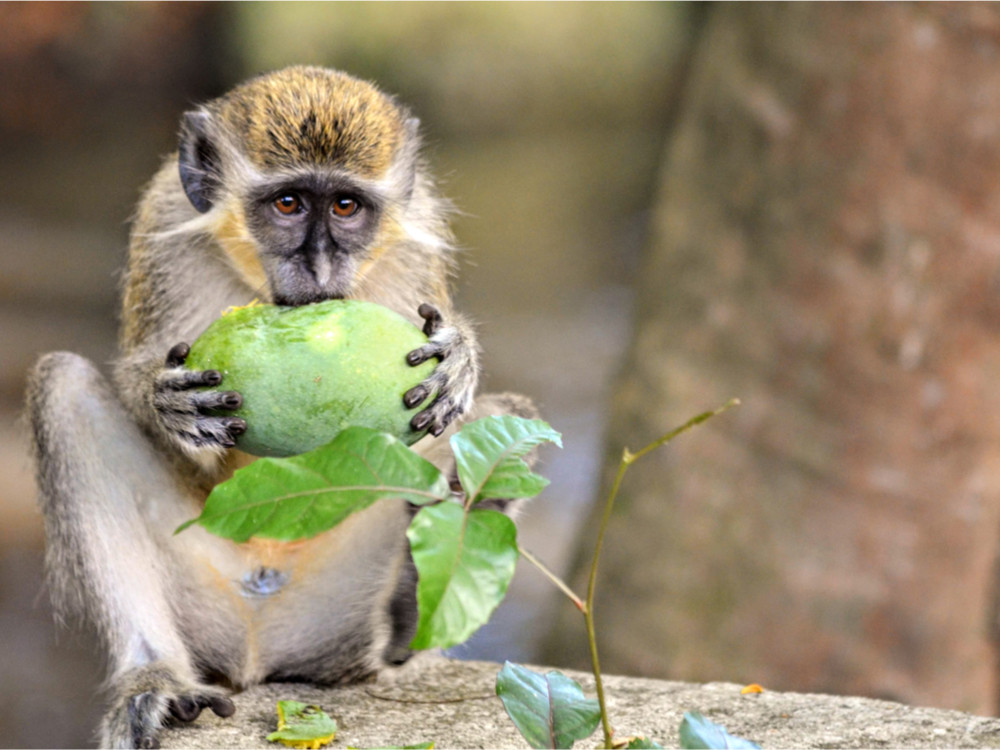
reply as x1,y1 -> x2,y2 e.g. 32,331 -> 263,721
548,3 -> 1000,715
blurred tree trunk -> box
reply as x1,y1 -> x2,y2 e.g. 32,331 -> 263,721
547,3 -> 1000,715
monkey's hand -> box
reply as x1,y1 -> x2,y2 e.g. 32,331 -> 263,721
403,304 -> 480,438
152,342 -> 246,455
101,663 -> 235,749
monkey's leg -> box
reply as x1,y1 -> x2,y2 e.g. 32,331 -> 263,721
27,352 -> 234,749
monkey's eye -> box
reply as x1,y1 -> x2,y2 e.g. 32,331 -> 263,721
332,196 -> 360,218
273,194 -> 302,215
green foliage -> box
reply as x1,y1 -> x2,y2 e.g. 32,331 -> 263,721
267,701 -> 338,747
624,738 -> 664,749
450,415 -> 562,504
495,662 -> 601,749
679,712 -> 760,750
176,427 -> 450,541
407,503 -> 518,650
406,416 -> 560,649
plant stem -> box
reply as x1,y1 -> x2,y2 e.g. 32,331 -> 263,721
516,399 -> 740,750
518,545 -> 586,612
585,453 -> 629,748
585,397 -> 741,749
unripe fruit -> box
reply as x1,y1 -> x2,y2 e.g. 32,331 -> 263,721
186,300 -> 437,457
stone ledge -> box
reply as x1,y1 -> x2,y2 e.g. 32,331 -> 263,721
159,657 -> 1000,749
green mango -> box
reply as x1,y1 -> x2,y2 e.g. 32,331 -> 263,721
186,300 -> 437,457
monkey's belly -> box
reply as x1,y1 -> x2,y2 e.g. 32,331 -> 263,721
176,498 -> 411,686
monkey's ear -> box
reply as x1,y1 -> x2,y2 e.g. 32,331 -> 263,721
178,111 -> 221,214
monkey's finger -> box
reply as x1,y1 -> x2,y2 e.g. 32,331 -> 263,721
403,383 -> 430,409
199,417 -> 247,448
168,696 -> 201,723
167,370 -> 222,391
223,417 -> 248,437
193,390 -> 243,412
411,409 -> 434,432
406,343 -> 442,367
417,303 -> 443,336
138,735 -> 160,750
430,404 -> 464,437
165,343 -> 191,368
163,369 -> 223,391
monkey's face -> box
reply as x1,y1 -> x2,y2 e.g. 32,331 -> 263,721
243,174 -> 383,305
176,68 -> 421,305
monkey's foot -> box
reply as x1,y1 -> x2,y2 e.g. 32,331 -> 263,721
101,663 -> 235,749
153,342 -> 246,452
404,304 -> 479,437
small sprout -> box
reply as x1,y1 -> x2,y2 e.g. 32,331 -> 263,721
267,701 -> 338,749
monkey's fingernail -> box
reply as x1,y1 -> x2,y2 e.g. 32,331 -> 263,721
411,411 -> 433,431
209,696 -> 236,718
203,370 -> 223,386
406,350 -> 427,366
140,735 -> 160,749
430,422 -> 446,438
225,417 -> 247,436
166,343 -> 191,367
170,696 -> 199,722
222,391 -> 243,409
403,385 -> 428,408
449,477 -> 463,492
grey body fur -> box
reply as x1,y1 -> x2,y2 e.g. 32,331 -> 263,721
26,67 -> 537,749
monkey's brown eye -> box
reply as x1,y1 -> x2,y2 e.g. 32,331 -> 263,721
274,194 -> 301,215
332,197 -> 360,218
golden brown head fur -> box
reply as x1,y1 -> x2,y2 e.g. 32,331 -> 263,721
211,66 -> 406,178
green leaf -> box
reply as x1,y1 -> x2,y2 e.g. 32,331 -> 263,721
495,662 -> 601,749
626,738 -> 665,749
450,416 -> 562,503
177,426 -> 450,542
267,700 -> 338,748
679,712 -> 760,750
407,503 -> 518,649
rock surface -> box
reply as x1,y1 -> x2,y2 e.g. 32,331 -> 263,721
159,658 -> 1000,749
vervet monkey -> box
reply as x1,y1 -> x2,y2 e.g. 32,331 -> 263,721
27,66 -> 536,749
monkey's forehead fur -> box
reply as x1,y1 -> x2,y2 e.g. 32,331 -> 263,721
207,66 -> 408,178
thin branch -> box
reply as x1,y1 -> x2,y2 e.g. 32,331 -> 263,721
518,545 -> 586,612
585,397 -> 741,748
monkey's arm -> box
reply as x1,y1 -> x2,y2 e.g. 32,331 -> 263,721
114,220 -> 254,466
403,303 -> 481,437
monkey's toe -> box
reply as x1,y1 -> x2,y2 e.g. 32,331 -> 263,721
168,696 -> 200,722
167,691 -> 236,724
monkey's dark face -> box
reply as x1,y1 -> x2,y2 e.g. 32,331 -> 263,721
244,174 -> 383,306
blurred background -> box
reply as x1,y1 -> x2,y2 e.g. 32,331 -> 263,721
4,3 -> 1000,747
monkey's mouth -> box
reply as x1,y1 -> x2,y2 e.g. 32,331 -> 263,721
273,289 -> 346,307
